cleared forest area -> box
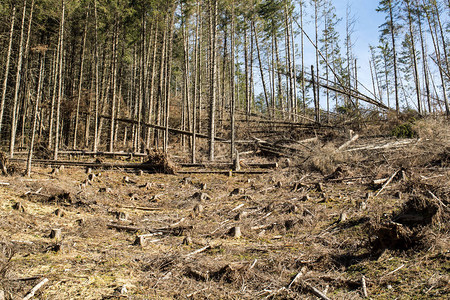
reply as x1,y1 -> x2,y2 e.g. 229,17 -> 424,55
0,115 -> 448,299
0,0 -> 449,299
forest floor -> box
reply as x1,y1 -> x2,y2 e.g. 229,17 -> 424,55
0,117 -> 449,299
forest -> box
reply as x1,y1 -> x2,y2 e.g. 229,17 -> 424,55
0,0 -> 448,161
0,0 -> 449,299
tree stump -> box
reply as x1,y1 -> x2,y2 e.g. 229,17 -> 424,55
193,204 -> 204,215
117,212 -> 127,221
182,236 -> 192,245
50,228 -> 62,240
13,202 -> 25,212
228,226 -> 241,238
54,208 -> 64,217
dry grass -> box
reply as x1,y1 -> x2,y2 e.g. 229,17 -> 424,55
0,117 -> 448,299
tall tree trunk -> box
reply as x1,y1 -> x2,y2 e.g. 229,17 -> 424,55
416,1 -> 431,113
93,0 -> 100,151
26,53 -> 45,177
146,24 -> 159,149
48,34 -> 60,149
274,33 -> 284,115
191,1 -> 200,163
164,8 -> 175,153
388,1 -> 400,114
244,26 -> 250,119
10,0 -> 27,158
0,6 -> 15,136
314,0 -> 320,121
290,17 -> 297,120
54,0 -> 65,160
208,0 -> 218,161
422,0 -> 449,115
74,8 -> 89,149
109,17 -> 119,152
285,3 -> 294,121
405,0 -> 421,114
230,3 -> 236,162
300,1 -> 306,112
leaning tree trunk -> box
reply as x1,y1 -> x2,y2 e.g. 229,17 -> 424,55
253,23 -> 270,118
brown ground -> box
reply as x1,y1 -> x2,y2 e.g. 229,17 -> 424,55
0,117 -> 449,299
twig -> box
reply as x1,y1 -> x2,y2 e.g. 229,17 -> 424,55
210,219 -> 231,234
249,259 -> 258,270
23,278 -> 49,300
186,288 -> 209,298
231,203 -> 244,212
287,268 -> 305,289
428,190 -> 448,209
384,264 -> 405,277
169,217 -> 185,227
185,245 -> 211,258
362,276 -> 368,298
0,182 -> 10,186
303,281 -> 331,300
338,134 -> 359,151
107,224 -> 141,232
375,170 -> 399,197
120,205 -> 162,211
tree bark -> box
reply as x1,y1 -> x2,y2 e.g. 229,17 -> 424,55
253,23 -> 270,117
0,5 -> 15,136
208,0 -> 218,161
54,0 -> 65,160
74,8 -> 89,149
10,0 -> 27,158
230,3 -> 236,162
26,53 -> 45,177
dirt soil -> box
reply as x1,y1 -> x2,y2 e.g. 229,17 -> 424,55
0,118 -> 449,299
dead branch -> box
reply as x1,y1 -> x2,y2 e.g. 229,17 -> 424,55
303,281 -> 331,300
375,170 -> 399,197
185,245 -> 211,258
362,276 -> 368,298
120,206 -> 162,211
338,134 -> 360,151
22,278 -> 49,300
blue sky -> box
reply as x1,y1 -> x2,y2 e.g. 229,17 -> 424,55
335,0 -> 386,91
300,0 -> 387,99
